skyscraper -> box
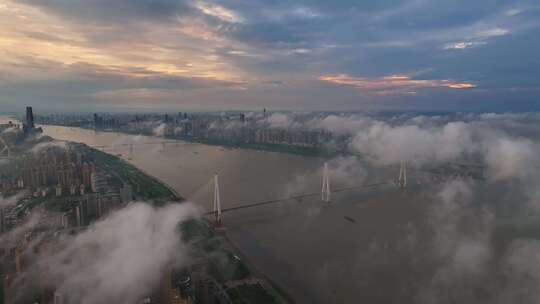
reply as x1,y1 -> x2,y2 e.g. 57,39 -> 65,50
26,106 -> 35,129
23,106 -> 42,136
0,207 -> 5,233
93,113 -> 99,129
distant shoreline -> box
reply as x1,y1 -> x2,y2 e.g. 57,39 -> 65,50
40,123 -> 344,158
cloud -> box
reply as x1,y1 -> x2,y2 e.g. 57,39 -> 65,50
12,202 -> 200,303
0,191 -> 27,209
443,41 -> 486,50
418,180 -> 495,303
506,9 -> 523,16
474,27 -> 510,39
0,0 -> 246,109
500,240 -> 540,302
417,166 -> 540,303
483,137 -> 539,181
349,120 -> 475,165
281,156 -> 367,209
319,74 -> 476,95
167,112 -> 540,183
152,123 -> 167,137
308,114 -> 374,135
1,126 -> 18,134
31,140 -> 68,154
291,6 -> 322,19
194,1 -> 244,23
0,207 -> 43,253
320,113 -> 540,183
327,156 -> 368,186
2,0 -> 540,111
264,113 -> 297,129
16,0 -> 194,24
442,26 -> 509,51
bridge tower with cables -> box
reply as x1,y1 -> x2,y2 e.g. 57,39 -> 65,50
398,160 -> 407,189
213,173 -> 222,226
322,162 -> 331,202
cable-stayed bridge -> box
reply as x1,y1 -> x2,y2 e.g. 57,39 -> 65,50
204,161 -> 407,227
203,182 -> 390,216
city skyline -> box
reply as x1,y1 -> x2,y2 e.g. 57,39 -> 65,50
0,0 -> 539,113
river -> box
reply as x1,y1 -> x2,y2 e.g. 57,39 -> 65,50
40,125 -> 437,304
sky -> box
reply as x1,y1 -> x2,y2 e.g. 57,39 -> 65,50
0,0 -> 539,113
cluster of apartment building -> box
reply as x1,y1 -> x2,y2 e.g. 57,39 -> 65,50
180,121 -> 334,148
0,152 -> 135,303
0,145 -> 133,230
19,149 -> 95,195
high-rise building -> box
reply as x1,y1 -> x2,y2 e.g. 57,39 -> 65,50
55,184 -> 62,197
82,162 -> 94,189
22,106 -> 42,136
120,184 -> 133,204
26,106 -> 35,129
23,106 -> 36,134
91,171 -> 107,193
15,247 -> 22,274
3,274 -> 12,304
0,207 -> 5,233
75,199 -> 89,227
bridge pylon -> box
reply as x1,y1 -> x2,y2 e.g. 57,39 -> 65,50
398,160 -> 407,189
213,173 -> 222,226
321,162 -> 331,202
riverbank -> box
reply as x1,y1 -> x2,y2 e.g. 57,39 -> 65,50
182,219 -> 291,303
77,139 -> 291,303
85,143 -> 292,302
86,145 -> 183,202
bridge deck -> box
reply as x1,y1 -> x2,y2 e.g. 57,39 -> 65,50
203,182 -> 390,215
